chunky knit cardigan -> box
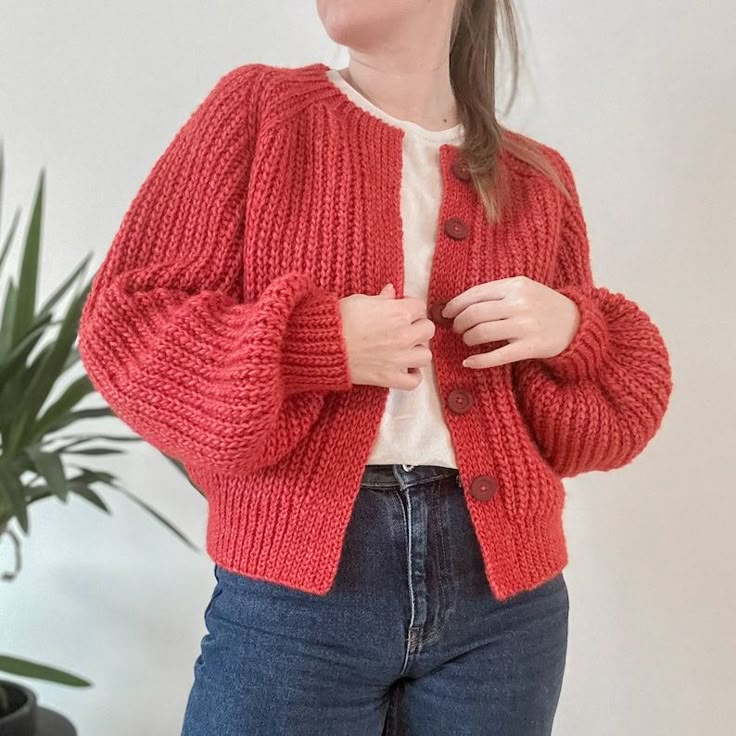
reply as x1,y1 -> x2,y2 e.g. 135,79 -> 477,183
77,61 -> 673,600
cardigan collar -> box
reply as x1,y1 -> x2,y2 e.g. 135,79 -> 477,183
323,67 -> 465,144
285,62 -> 528,175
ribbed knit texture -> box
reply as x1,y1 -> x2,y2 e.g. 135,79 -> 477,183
77,61 -> 673,600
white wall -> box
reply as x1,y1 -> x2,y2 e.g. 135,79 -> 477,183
1,1 -> 734,734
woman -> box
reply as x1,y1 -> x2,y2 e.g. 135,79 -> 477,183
78,1 -> 673,734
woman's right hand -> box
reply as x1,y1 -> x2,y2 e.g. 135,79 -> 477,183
338,283 -> 436,390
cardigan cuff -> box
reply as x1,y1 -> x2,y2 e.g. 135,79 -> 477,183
280,287 -> 354,395
539,285 -> 612,383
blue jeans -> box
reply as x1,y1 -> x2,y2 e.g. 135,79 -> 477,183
180,464 -> 569,735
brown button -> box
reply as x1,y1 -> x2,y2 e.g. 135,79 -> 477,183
452,156 -> 471,182
430,301 -> 453,327
444,217 -> 469,240
447,388 -> 474,414
470,475 -> 498,501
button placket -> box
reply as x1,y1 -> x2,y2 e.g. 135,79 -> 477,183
452,155 -> 472,182
435,148 -> 497,506
469,475 -> 498,501
429,301 -> 453,327
446,388 -> 474,415
443,217 -> 469,240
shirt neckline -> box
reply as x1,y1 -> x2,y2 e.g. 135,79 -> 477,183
323,66 -> 464,144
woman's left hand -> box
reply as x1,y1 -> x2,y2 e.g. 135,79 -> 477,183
440,276 -> 581,369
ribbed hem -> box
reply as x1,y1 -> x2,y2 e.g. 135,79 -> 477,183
204,469 -> 358,596
203,466 -> 569,601
474,496 -> 569,601
539,285 -> 611,383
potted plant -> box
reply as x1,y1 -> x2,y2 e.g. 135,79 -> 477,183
0,144 -> 202,734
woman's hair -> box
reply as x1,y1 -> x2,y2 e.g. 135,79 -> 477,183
450,0 -> 569,222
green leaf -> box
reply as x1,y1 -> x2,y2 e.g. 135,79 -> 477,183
24,446 -> 67,501
0,461 -> 28,533
0,209 -> 21,282
41,406 -> 115,434
67,466 -> 119,487
12,170 -> 44,345
66,465 -> 200,550
0,338 -> 51,439
37,253 -> 92,321
42,433 -> 142,450
25,487 -> 54,505
23,480 -> 110,512
62,344 -> 81,372
0,654 -> 92,687
31,374 -> 96,443
0,278 -> 17,357
8,280 -> 92,453
61,446 -> 126,456
0,313 -> 55,385
66,482 -> 110,512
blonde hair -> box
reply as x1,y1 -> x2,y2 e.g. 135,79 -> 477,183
450,0 -> 570,222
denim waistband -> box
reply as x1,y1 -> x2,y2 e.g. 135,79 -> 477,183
360,464 -> 461,491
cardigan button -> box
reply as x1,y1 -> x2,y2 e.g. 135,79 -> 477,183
469,475 -> 498,501
430,301 -> 453,327
444,217 -> 469,240
447,388 -> 474,414
452,156 -> 472,182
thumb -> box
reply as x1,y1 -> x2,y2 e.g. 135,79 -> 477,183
378,282 -> 396,298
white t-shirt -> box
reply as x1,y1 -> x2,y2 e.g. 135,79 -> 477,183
327,68 -> 464,470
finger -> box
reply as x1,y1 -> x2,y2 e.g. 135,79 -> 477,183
452,299 -> 514,335
409,317 -> 436,344
461,317 -> 519,347
402,344 -> 433,369
442,277 -> 520,319
391,366 -> 423,390
462,340 -> 529,369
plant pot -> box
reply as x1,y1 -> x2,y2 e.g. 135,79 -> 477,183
0,680 -> 35,736
0,680 -> 76,736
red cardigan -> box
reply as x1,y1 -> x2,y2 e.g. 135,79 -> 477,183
78,61 -> 673,600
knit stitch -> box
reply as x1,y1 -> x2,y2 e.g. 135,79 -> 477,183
77,61 -> 673,600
